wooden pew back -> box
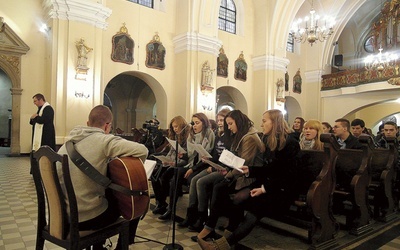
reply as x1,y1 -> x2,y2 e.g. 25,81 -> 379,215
362,137 -> 397,221
267,134 -> 339,248
331,135 -> 372,235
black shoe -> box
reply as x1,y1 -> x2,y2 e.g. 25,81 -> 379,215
178,206 -> 198,228
158,210 -> 172,220
177,218 -> 191,228
188,217 -> 206,232
152,204 -> 168,215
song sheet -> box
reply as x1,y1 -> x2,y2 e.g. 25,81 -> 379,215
166,138 -> 187,154
187,141 -> 212,158
218,149 -> 244,173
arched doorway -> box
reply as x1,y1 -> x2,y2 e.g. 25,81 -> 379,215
104,72 -> 167,132
0,20 -> 30,155
343,99 -> 400,135
216,86 -> 247,113
0,69 -> 11,152
284,96 -> 302,126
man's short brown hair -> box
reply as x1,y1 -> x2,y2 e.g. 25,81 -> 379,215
335,118 -> 350,131
88,105 -> 113,128
32,93 -> 45,102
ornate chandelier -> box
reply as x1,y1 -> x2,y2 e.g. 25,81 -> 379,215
364,47 -> 398,71
291,0 -> 335,46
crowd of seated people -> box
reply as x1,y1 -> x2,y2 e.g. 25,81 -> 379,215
144,113 -> 400,250
53,104 -> 400,250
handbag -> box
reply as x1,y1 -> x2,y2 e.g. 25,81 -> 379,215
66,141 -> 149,220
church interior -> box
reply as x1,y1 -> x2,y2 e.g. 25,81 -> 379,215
1,0 -> 400,249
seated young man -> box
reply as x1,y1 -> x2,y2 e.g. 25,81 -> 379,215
57,105 -> 148,249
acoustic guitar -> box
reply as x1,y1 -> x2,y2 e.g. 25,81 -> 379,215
108,157 -> 150,220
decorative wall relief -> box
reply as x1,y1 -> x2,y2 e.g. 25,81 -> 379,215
145,33 -> 166,70
75,38 -> 92,79
111,23 -> 134,65
201,60 -> 215,93
217,46 -> 228,78
234,51 -> 247,81
293,69 -> 302,94
276,78 -> 285,104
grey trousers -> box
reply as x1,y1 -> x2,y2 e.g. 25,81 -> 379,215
189,170 -> 225,212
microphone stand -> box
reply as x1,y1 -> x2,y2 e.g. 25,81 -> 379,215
164,122 -> 192,250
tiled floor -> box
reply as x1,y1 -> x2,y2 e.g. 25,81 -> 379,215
1,147 -> 400,250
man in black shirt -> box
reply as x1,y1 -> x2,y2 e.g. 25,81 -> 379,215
333,118 -> 362,149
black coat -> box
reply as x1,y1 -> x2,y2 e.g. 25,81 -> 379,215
30,105 -> 56,150
246,134 -> 300,216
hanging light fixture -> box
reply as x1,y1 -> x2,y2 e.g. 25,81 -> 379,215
291,0 -> 335,46
364,47 -> 398,72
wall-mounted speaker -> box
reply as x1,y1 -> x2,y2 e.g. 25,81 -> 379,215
334,54 -> 343,67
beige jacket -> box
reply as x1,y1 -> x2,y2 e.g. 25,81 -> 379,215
226,127 -> 265,190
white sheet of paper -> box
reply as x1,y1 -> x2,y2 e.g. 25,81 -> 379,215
143,159 -> 157,179
218,149 -> 244,173
187,141 -> 212,158
166,138 -> 187,154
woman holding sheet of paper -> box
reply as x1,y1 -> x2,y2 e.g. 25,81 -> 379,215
158,113 -> 215,220
198,109 -> 300,250
195,110 -> 265,242
178,109 -> 231,231
151,116 -> 190,218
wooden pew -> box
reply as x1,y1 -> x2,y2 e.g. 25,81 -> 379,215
362,137 -> 397,222
332,135 -> 372,236
261,134 -> 339,249
302,133 -> 340,249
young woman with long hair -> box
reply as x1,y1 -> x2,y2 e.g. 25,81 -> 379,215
195,110 -> 265,242
158,112 -> 215,220
291,116 -> 305,141
198,109 -> 300,250
299,119 -> 324,150
178,109 -> 231,230
151,116 -> 190,216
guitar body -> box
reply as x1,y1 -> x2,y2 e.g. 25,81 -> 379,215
108,157 -> 150,220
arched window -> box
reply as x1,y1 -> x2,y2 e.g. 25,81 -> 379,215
287,33 -> 294,53
127,0 -> 153,8
219,0 -> 236,34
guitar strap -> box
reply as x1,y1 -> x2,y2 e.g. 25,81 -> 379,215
66,141 -> 148,197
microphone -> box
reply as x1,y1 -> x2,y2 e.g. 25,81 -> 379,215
177,121 -> 194,135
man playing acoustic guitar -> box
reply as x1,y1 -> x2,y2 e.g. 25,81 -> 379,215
57,105 -> 148,249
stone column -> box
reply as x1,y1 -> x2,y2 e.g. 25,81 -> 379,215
10,87 -> 22,156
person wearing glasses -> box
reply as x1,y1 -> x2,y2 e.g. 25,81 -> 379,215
332,118 -> 362,149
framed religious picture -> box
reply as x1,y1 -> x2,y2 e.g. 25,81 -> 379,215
234,51 -> 247,82
111,23 -> 134,65
217,46 -> 228,78
293,69 -> 302,94
145,33 -> 166,70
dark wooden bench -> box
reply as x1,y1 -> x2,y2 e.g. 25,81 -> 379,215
332,135 -> 372,236
260,133 -> 339,250
362,137 -> 397,221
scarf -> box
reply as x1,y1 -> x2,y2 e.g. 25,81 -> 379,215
300,139 -> 315,150
32,102 -> 50,151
